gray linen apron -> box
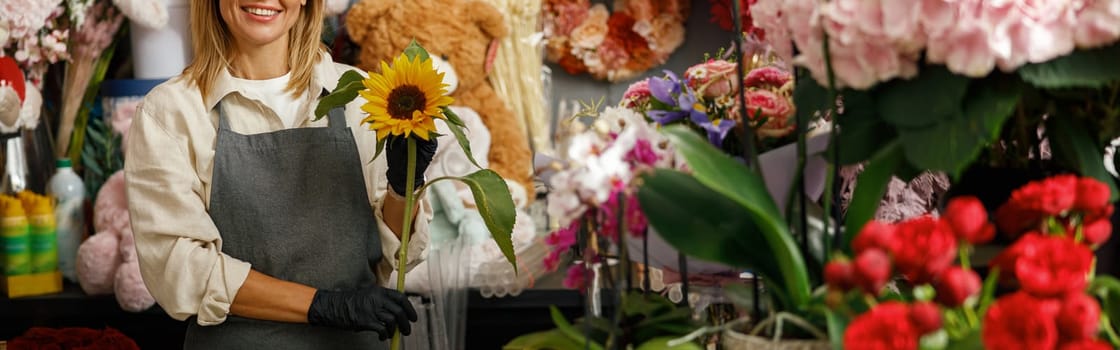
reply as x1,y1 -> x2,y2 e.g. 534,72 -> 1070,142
183,102 -> 387,349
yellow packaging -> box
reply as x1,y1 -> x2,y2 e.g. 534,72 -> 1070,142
20,191 -> 56,273
1,270 -> 62,298
1,196 -> 30,276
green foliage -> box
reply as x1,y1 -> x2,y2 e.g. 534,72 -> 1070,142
441,106 -> 483,169
1090,276 -> 1120,335
638,126 -> 811,312
832,90 -> 893,165
1047,116 -> 1120,201
81,116 -> 123,200
422,169 -> 517,270
504,293 -> 699,350
877,66 -> 969,129
315,70 -> 364,120
403,39 -> 431,62
1019,43 -> 1120,89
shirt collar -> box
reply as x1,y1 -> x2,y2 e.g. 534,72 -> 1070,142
203,51 -> 338,111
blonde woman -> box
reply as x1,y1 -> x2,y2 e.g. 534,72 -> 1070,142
124,0 -> 436,348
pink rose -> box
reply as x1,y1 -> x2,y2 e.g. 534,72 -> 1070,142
738,89 -> 795,138
621,79 -> 652,109
685,59 -> 738,98
544,0 -> 591,37
744,66 -> 792,90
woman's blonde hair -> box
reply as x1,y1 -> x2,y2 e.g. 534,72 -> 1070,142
183,0 -> 324,99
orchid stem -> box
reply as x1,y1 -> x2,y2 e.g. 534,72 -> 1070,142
390,137 -> 417,350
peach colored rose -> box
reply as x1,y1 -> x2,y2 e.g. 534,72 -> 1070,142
685,59 -> 739,98
736,89 -> 795,138
633,14 -> 685,57
570,4 -> 610,50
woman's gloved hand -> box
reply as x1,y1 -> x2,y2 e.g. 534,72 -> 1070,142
386,136 -> 437,196
306,286 -> 418,339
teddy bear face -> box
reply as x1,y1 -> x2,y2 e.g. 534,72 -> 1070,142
347,0 -> 506,94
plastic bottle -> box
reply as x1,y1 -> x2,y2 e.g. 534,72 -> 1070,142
20,191 -> 57,273
47,159 -> 85,282
2,195 -> 31,275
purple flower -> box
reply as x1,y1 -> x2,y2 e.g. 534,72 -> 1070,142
647,71 -> 709,126
695,117 -> 737,146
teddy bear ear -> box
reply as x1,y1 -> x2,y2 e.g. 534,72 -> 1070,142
345,0 -> 398,43
466,1 -> 507,40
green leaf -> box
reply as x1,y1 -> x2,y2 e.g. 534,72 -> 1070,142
793,71 -> 830,124
1048,116 -> 1120,201
503,329 -> 584,350
638,169 -> 783,301
403,39 -> 431,62
877,66 -> 969,128
424,170 -> 517,270
724,283 -> 759,311
834,90 -> 893,165
898,78 -> 1021,177
825,310 -> 849,350
441,107 -> 482,169
550,306 -> 605,350
645,126 -> 811,311
1018,43 -> 1120,88
843,142 -> 903,251
373,136 -> 388,162
634,337 -> 703,350
315,79 -> 364,120
1090,276 -> 1120,333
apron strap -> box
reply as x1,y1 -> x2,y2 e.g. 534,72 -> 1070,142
327,105 -> 347,129
216,103 -> 232,131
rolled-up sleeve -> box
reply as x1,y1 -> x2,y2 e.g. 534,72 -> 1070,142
125,102 -> 251,325
372,186 -> 432,284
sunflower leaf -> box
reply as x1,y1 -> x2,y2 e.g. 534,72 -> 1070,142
443,106 -> 468,128
420,170 -> 518,271
315,79 -> 364,120
442,107 -> 483,169
371,136 -> 388,163
404,39 -> 431,62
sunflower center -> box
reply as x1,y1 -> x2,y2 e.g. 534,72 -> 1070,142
387,85 -> 427,120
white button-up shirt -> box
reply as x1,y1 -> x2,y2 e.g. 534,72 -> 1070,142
125,52 -> 430,326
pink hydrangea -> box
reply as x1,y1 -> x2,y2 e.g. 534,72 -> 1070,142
1073,0 -> 1120,48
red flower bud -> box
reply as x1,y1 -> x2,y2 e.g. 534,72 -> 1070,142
1057,293 -> 1101,341
934,267 -> 981,307
944,196 -> 992,244
1074,178 -> 1112,213
853,249 -> 892,295
853,220 -> 898,255
909,302 -> 943,334
824,260 -> 855,291
1083,219 -> 1112,246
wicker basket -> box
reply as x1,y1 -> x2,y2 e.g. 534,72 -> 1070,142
722,330 -> 832,350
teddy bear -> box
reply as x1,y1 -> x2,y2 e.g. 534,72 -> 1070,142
345,0 -> 534,196
75,171 -> 155,313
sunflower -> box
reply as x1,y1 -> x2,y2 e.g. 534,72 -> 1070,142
359,53 -> 454,141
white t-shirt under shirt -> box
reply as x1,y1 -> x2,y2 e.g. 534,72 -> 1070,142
231,72 -> 308,128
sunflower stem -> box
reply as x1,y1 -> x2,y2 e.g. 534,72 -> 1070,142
390,137 -> 418,350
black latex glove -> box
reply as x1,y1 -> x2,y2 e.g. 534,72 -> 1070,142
306,286 -> 418,340
385,135 -> 437,196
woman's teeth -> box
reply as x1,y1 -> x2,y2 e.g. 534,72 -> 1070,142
243,7 -> 280,16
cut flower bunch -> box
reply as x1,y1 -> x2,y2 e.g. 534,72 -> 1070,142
825,175 -> 1119,349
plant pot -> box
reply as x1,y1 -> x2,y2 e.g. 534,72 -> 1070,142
721,330 -> 830,350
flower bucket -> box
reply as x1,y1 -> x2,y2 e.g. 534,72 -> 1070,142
721,330 -> 830,350
625,132 -> 831,274
129,0 -> 191,79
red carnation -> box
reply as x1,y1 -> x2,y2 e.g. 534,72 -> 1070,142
944,196 -> 994,244
934,267 -> 981,307
1057,293 -> 1101,341
853,249 -> 892,295
1083,219 -> 1112,246
1059,340 -> 1114,350
1015,235 -> 1094,297
983,292 -> 1061,350
1075,177 -> 1112,212
843,302 -> 920,350
824,260 -> 855,291
891,216 -> 958,284
992,233 -> 1046,282
909,302 -> 943,334
853,220 -> 898,255
1013,175 -> 1078,216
